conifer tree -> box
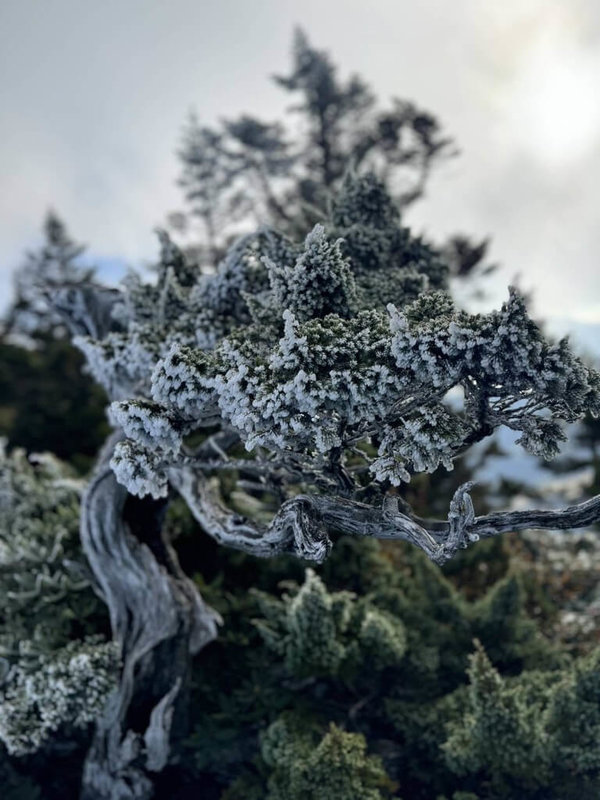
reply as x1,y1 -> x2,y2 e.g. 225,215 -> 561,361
20,32 -> 599,800
0,215 -> 109,467
3,212 -> 93,340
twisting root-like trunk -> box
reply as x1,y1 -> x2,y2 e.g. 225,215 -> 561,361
80,438 -> 220,800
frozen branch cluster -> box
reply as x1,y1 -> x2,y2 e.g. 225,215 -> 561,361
0,637 -> 118,755
0,444 -> 115,757
68,171 -> 600,563
0,443 -> 98,658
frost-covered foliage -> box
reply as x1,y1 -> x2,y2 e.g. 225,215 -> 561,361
265,224 -> 357,321
0,443 -> 113,759
0,443 -> 102,659
0,637 -> 118,756
75,228 -> 272,401
253,569 -> 406,678
82,172 -> 599,504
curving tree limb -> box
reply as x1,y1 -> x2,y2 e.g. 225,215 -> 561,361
171,466 -> 600,567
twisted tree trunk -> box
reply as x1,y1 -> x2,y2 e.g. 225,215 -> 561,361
80,437 -> 220,799
48,285 -> 220,797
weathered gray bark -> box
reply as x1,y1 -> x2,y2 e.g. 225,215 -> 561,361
172,467 -> 600,567
79,437 -> 220,800
48,284 -> 221,798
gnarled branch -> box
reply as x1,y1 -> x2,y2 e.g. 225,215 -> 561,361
171,465 -> 600,567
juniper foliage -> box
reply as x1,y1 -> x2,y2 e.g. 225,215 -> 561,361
0,444 -> 106,661
79,172 -> 599,544
444,640 -> 600,798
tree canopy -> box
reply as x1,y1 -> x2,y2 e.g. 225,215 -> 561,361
67,168 -> 600,568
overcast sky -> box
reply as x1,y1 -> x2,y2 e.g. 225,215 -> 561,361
1,0 -> 599,343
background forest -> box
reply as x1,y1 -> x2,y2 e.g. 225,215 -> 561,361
1,24 -> 600,800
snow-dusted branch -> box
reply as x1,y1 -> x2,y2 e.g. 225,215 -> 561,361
48,282 -> 122,339
470,494 -> 600,539
170,466 -> 332,563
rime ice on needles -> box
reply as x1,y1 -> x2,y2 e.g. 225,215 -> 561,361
372,406 -> 468,486
109,399 -> 182,454
0,638 -> 118,756
213,308 -> 403,454
110,438 -> 170,500
70,172 -> 600,524
0,443 -> 97,657
266,224 -> 357,321
150,344 -> 218,418
0,445 -> 113,756
73,230 -> 272,401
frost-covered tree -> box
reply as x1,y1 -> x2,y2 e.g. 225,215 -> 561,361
0,444 -> 115,758
46,162 -> 600,797
2,212 -> 94,340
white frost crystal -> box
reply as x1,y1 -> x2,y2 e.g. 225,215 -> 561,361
151,344 -> 217,417
67,173 -> 598,499
110,438 -> 170,499
110,399 -> 182,454
0,638 -> 118,755
266,224 -> 357,321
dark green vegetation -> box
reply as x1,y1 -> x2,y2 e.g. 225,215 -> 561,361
0,334 -> 109,471
176,512 -> 600,800
5,495 -> 600,799
0,213 -> 109,470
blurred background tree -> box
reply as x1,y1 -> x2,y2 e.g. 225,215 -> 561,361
172,27 -> 492,295
0,213 -> 109,471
